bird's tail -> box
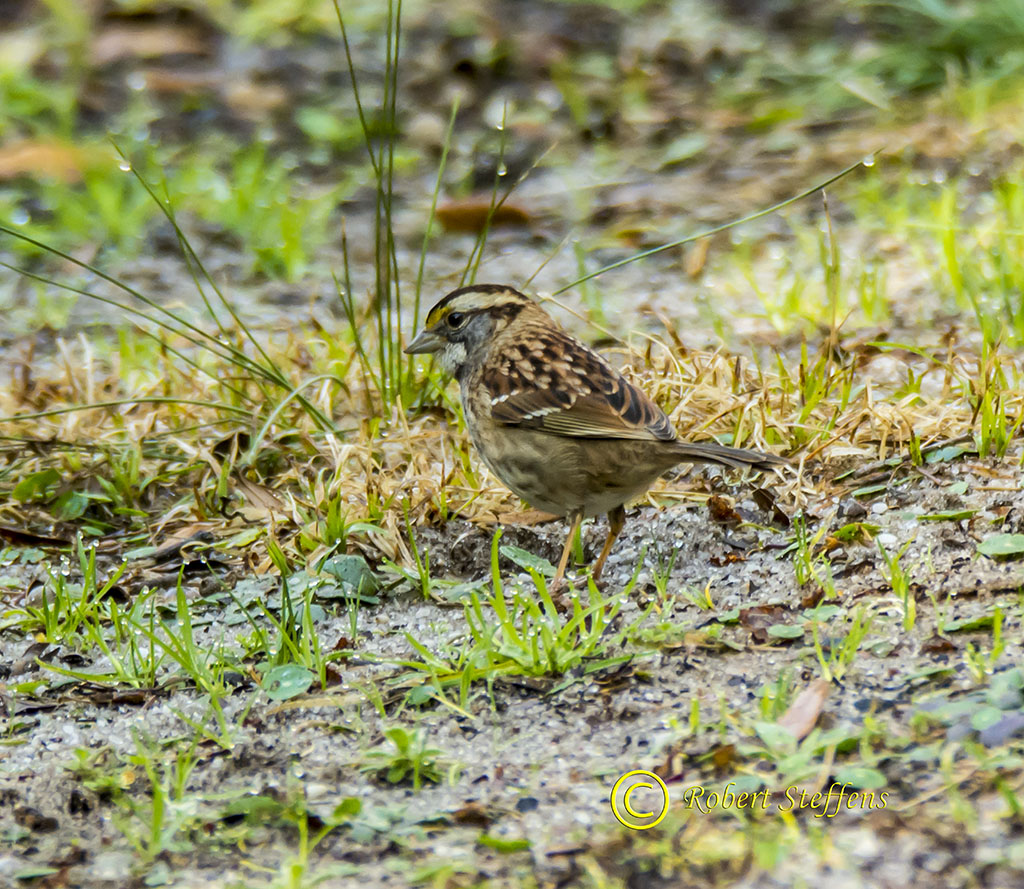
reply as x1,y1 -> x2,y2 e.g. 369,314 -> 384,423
669,440 -> 786,473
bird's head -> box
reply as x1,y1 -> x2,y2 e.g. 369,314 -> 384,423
405,284 -> 539,378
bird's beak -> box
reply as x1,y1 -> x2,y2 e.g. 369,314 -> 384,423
404,328 -> 445,355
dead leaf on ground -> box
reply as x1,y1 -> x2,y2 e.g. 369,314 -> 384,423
920,634 -> 957,654
739,604 -> 789,643
452,802 -> 493,827
708,494 -> 741,524
800,587 -> 825,609
143,68 -> 221,96
0,141 -> 91,183
712,744 -> 736,770
10,642 -> 52,677
709,552 -> 747,566
436,198 -> 532,233
654,748 -> 688,782
91,24 -> 210,65
752,486 -> 790,526
13,806 -> 58,832
234,475 -> 288,521
777,679 -> 831,740
685,237 -> 710,278
223,78 -> 290,114
592,660 -> 636,691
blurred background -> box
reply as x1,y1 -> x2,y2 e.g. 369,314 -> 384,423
2,0 -> 1023,346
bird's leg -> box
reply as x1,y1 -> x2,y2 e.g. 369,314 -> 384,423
592,505 -> 625,580
551,510 -> 583,592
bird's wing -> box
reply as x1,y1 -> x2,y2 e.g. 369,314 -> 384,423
482,328 -> 677,442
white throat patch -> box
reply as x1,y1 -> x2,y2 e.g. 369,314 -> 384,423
441,341 -> 468,374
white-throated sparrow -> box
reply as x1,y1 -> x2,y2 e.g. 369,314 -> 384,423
406,284 -> 784,588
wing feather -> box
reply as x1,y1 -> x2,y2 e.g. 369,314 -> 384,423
483,328 -> 676,442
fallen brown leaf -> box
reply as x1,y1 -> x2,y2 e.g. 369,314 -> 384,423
708,494 -> 741,524
452,802 -> 493,827
712,743 -> 736,770
685,237 -> 710,278
920,634 -> 957,654
91,24 -> 209,65
143,68 -> 220,96
777,679 -> 831,740
436,198 -> 531,233
0,141 -> 90,183
800,587 -> 825,609
234,475 -> 288,521
739,604 -> 788,643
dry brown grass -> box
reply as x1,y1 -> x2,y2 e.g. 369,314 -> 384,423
2,310 -> 1020,572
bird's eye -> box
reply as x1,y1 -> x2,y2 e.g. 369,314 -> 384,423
447,311 -> 467,329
